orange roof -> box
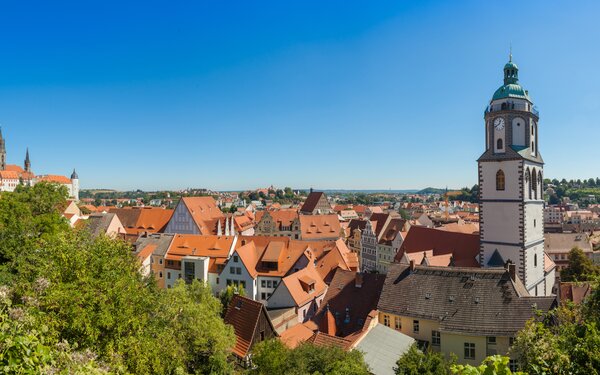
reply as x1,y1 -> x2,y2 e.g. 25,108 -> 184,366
109,207 -> 173,236
37,175 -> 72,184
299,214 -> 341,240
280,323 -> 316,349
438,222 -> 480,234
137,243 -> 157,261
314,239 -> 359,282
0,170 -> 19,179
281,266 -> 327,307
181,197 -> 225,234
235,237 -> 307,277
166,234 -> 234,261
307,332 -> 352,350
4,165 -> 24,173
235,242 -> 261,278
544,252 -> 556,273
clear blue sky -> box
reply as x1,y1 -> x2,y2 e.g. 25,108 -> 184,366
0,0 -> 598,191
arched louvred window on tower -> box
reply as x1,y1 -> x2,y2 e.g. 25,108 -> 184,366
538,171 -> 543,196
525,168 -> 531,199
496,170 -> 505,191
497,138 -> 503,150
531,168 -> 538,200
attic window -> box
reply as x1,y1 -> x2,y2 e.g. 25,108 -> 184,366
475,297 -> 480,304
235,300 -> 242,310
425,293 -> 431,299
448,295 -> 455,302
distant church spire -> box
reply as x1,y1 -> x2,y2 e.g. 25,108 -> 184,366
0,127 -> 6,171
24,148 -> 31,173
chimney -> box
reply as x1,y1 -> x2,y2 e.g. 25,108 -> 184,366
508,263 -> 516,282
355,273 -> 363,288
409,259 -> 416,271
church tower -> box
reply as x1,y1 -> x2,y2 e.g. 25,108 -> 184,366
478,55 -> 552,296
24,148 -> 31,173
0,128 -> 6,171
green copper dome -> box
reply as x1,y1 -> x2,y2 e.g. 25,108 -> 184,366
492,56 -> 531,101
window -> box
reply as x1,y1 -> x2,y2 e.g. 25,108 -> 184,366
273,280 -> 278,287
534,253 -> 538,267
240,280 -> 246,289
496,170 -> 505,191
497,138 -> 503,150
432,331 -> 441,346
159,259 -> 163,265
233,255 -> 239,263
167,272 -> 171,279
413,320 -> 420,334
394,317 -> 401,330
487,336 -> 496,345
383,315 -> 390,327
267,280 -> 272,288
509,337 -> 515,346
464,343 -> 476,360
260,330 -> 265,341
509,360 -> 518,372
230,266 -> 235,274
261,280 -> 266,288
159,272 -> 163,278
236,267 -> 241,275
261,292 -> 266,300
216,277 -> 219,285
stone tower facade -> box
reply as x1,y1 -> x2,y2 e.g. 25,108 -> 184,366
478,56 -> 553,296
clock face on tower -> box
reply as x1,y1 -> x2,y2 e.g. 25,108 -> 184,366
494,117 -> 505,130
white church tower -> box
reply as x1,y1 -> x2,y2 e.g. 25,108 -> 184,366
478,54 -> 553,296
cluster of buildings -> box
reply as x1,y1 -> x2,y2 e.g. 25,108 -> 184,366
57,57 -> 595,374
0,129 -> 80,200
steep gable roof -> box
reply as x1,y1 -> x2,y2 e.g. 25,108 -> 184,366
180,197 -> 225,234
224,295 -> 277,358
280,266 -> 327,307
300,191 -> 326,213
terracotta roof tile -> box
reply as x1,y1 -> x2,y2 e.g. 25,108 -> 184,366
224,295 -> 275,358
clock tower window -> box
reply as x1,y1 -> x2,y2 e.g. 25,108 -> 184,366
497,138 -> 503,150
496,170 -> 505,191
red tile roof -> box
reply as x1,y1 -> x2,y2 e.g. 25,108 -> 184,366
300,192 -> 326,213
180,197 -> 225,234
299,214 -> 341,240
224,295 -> 275,358
395,226 -> 480,267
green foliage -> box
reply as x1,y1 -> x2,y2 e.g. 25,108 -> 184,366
511,279 -> 600,375
219,284 -> 246,316
560,247 -> 600,282
0,184 -> 235,374
395,344 -> 451,375
250,339 -> 370,375
451,355 -> 524,375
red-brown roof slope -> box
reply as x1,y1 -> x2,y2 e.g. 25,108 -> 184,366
314,269 -> 385,337
395,226 -> 480,267
300,191 -> 325,213
299,214 -> 341,240
224,295 -> 276,358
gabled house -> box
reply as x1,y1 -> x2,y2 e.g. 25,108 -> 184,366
377,262 -> 557,366
224,295 -> 278,367
300,191 -> 332,215
164,196 -> 224,235
110,206 -> 173,242
134,233 -> 176,288
267,265 -> 328,323
254,210 -> 300,238
80,212 -> 125,238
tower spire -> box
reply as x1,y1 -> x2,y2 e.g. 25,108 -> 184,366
509,43 -> 512,62
24,148 -> 31,173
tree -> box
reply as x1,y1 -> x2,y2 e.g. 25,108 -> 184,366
395,345 -> 451,375
560,247 -> 599,282
219,284 -> 246,316
250,339 -> 370,375
451,355 -> 524,374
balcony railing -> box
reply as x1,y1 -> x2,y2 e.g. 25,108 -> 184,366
485,103 -> 539,117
